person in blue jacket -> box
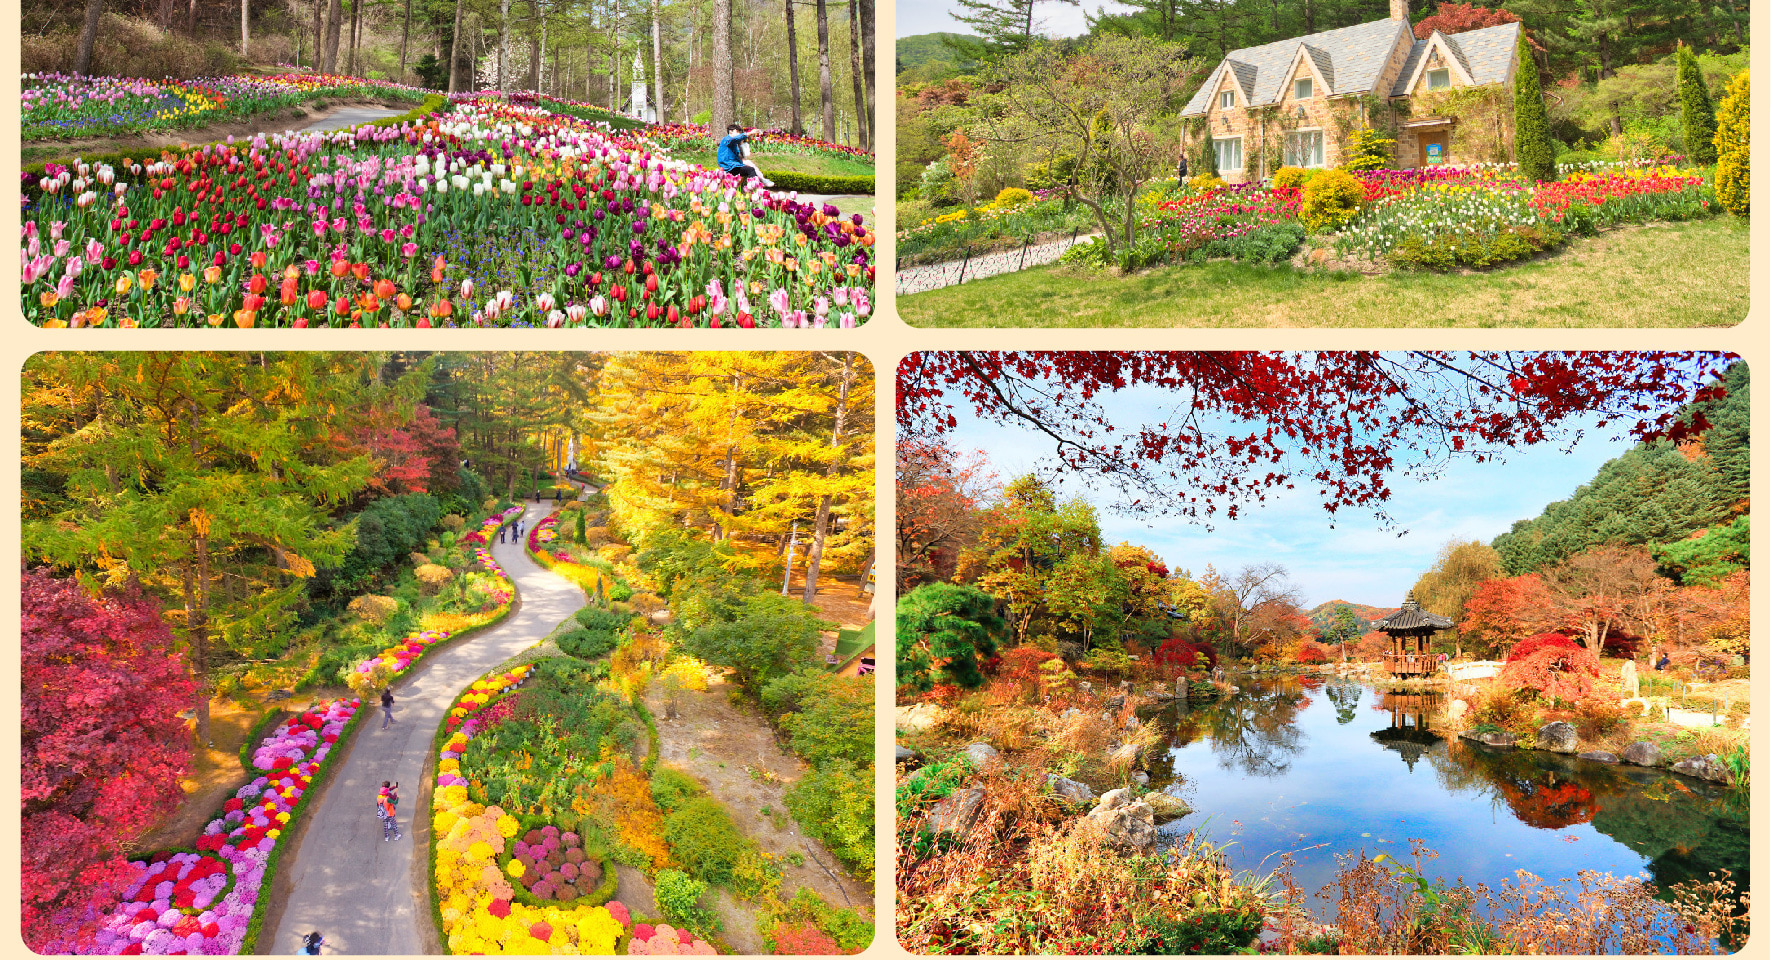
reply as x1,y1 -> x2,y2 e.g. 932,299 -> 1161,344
717,124 -> 772,189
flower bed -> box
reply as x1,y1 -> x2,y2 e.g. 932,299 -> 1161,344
22,72 -> 428,140
21,97 -> 876,329
630,923 -> 718,955
65,699 -> 361,954
431,662 -> 667,954
525,510 -> 621,601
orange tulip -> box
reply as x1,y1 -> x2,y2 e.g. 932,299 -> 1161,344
430,299 -> 453,318
374,279 -> 397,299
329,259 -> 349,278
396,293 -> 413,312
203,265 -> 224,284
306,289 -> 329,311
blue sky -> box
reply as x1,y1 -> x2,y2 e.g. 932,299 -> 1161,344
898,0 -> 1114,39
937,367 -> 1640,609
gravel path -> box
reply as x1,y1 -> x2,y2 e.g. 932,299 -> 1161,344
264,501 -> 584,955
302,106 -> 408,132
895,232 -> 1098,295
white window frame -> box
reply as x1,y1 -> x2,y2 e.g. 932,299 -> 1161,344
1285,128 -> 1326,169
1294,76 -> 1314,100
1427,68 -> 1451,91
1214,136 -> 1244,172
1219,90 -> 1235,111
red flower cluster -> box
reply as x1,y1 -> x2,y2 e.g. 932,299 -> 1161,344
1528,172 -> 1706,220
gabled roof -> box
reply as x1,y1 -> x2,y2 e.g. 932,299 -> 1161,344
1374,600 -> 1456,632
1182,18 -> 1411,116
1391,21 -> 1522,96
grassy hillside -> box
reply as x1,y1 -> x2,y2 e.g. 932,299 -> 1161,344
898,32 -> 980,78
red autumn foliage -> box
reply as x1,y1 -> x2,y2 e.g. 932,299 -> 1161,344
897,352 -> 1730,522
1500,643 -> 1603,703
21,572 -> 198,949
772,923 -> 842,955
896,439 -> 997,589
995,646 -> 1062,684
1295,642 -> 1330,664
338,403 -> 461,495
1414,3 -> 1522,40
1506,632 -> 1582,662
1155,636 -> 1217,669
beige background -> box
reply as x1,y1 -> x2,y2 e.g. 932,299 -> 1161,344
1,1 -> 1767,956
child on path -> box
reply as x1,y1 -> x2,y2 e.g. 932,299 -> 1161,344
300,931 -> 324,955
378,781 -> 401,841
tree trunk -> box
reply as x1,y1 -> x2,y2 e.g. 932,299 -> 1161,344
498,0 -> 510,89
802,354 -> 854,604
241,0 -> 249,56
399,0 -> 412,81
712,0 -> 735,133
447,0 -> 464,91
159,0 -> 176,31
859,0 -> 873,150
651,0 -> 666,122
846,0 -> 865,148
322,0 -> 343,74
313,0 -> 325,72
816,0 -> 832,139
785,0 -> 802,134
528,0 -> 542,91
75,0 -> 104,75
188,0 -> 198,38
347,0 -> 361,75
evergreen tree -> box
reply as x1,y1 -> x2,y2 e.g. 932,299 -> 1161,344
1512,36 -> 1556,182
1714,68 -> 1749,216
897,582 -> 1006,691
947,0 -> 1080,61
1676,43 -> 1719,164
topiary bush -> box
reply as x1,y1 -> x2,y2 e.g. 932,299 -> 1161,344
1298,169 -> 1365,232
1513,36 -> 1557,183
1677,44 -> 1720,166
1338,128 -> 1396,172
653,869 -> 720,933
1271,166 -> 1311,189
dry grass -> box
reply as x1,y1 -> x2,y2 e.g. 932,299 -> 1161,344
22,15 -> 243,80
897,218 -> 1750,328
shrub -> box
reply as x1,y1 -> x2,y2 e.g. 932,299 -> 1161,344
1295,643 -> 1329,665
1514,35 -> 1557,183
1299,169 -> 1364,232
557,627 -> 621,661
1677,44 -> 1720,166
1154,636 -> 1216,670
347,595 -> 398,625
1501,643 -> 1602,703
784,759 -> 873,879
992,187 -> 1035,207
1271,166 -> 1310,189
1714,69 -> 1749,216
1505,632 -> 1581,662
1339,128 -> 1396,171
771,923 -> 840,954
660,796 -> 746,885
1187,173 -> 1227,194
1572,699 -> 1630,740
761,171 -> 876,194
650,767 -> 703,813
653,869 -> 719,933
440,514 -> 466,532
414,563 -> 452,593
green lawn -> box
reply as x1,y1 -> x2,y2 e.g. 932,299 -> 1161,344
671,148 -> 875,179
897,217 -> 1751,328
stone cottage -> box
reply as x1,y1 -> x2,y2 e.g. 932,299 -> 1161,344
1179,1 -> 1524,182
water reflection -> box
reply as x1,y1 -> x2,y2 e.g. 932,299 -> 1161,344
1143,678 -> 1749,921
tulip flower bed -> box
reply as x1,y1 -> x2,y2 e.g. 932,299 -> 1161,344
50,699 -> 361,954
22,73 -> 428,140
21,97 -> 876,328
643,122 -> 874,164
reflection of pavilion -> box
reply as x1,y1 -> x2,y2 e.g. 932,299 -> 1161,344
1370,691 -> 1443,771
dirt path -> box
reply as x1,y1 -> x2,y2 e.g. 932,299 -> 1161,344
261,502 -> 584,955
640,674 -> 875,944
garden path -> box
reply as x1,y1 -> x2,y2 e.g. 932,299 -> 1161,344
302,106 -> 408,132
895,231 -> 1099,295
264,500 -> 586,955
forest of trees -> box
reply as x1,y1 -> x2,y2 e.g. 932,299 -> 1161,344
28,0 -> 875,146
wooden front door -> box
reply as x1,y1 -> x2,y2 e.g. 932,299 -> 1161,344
1419,130 -> 1450,166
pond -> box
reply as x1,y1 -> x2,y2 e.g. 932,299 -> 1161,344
1143,677 -> 1749,922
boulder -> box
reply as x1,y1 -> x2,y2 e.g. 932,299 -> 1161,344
1060,708 -> 1081,720
1621,741 -> 1663,767
1577,751 -> 1619,764
1670,754 -> 1733,784
1086,789 -> 1157,850
1461,729 -> 1518,748
1143,791 -> 1192,822
1106,694 -> 1126,711
1131,770 -> 1149,785
1535,721 -> 1579,754
895,745 -> 916,763
1107,743 -> 1141,767
1045,774 -> 1095,805
896,702 -> 946,734
925,788 -> 986,836
1174,677 -> 1189,701
1124,714 -> 1141,731
1077,681 -> 1094,695
963,742 -> 1000,767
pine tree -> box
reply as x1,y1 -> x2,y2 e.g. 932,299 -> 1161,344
1714,68 -> 1749,216
1512,37 -> 1556,183
1676,43 -> 1719,165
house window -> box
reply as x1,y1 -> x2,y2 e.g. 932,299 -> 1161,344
1220,90 -> 1235,111
1286,130 -> 1326,168
1294,77 -> 1313,100
1427,68 -> 1451,90
1214,137 -> 1243,172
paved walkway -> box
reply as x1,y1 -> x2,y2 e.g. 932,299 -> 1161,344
302,105 -> 408,132
266,501 -> 584,954
895,232 -> 1099,296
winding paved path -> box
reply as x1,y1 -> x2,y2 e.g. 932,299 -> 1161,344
302,106 -> 408,133
267,501 -> 583,954
895,232 -> 1099,296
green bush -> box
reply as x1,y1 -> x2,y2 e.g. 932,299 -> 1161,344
760,171 -> 876,195
1387,223 -> 1564,271
557,627 -> 620,660
661,796 -> 747,885
1298,169 -> 1365,233
1513,36 -> 1558,183
772,672 -> 876,766
1677,44 -> 1720,166
654,869 -> 720,934
322,493 -> 443,596
650,766 -> 703,812
785,759 -> 874,879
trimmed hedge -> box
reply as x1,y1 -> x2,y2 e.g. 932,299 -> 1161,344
762,171 -> 875,195
23,93 -> 450,178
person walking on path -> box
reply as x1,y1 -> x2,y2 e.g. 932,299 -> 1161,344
380,689 -> 396,728
377,782 -> 401,841
300,931 -> 324,955
499,524 -> 506,544
1176,152 -> 1189,183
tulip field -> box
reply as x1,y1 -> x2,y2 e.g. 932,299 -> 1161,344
22,85 -> 877,328
22,72 -> 428,140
